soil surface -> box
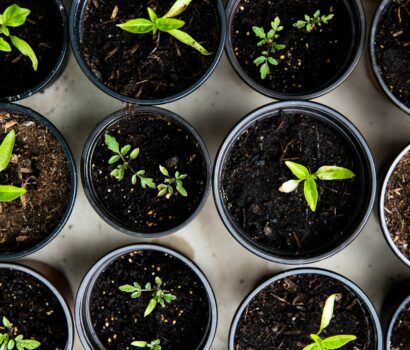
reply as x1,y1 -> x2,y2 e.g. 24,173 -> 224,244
0,111 -> 71,255
231,0 -> 354,95
375,0 -> 410,109
391,302 -> 410,350
90,249 -> 210,349
221,112 -> 361,257
91,111 -> 207,233
235,273 -> 376,349
384,150 -> 410,259
0,268 -> 69,349
0,0 -> 64,98
81,0 -> 220,100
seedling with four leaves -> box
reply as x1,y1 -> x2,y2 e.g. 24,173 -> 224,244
294,10 -> 334,32
157,165 -> 188,198
132,339 -> 161,350
0,316 -> 41,350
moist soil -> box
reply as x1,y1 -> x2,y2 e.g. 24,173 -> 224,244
384,151 -> 410,259
391,302 -> 410,350
90,249 -> 210,349
0,0 -> 64,99
91,111 -> 207,233
221,112 -> 361,257
231,0 -> 353,95
375,0 -> 410,109
234,273 -> 376,349
0,111 -> 71,255
0,268 -> 68,349
81,0 -> 220,100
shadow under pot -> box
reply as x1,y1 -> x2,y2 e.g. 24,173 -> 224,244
69,0 -> 226,105
379,144 -> 410,267
0,262 -> 74,349
0,103 -> 77,259
0,0 -> 68,102
213,101 -> 376,264
229,268 -> 382,350
225,0 -> 365,100
75,244 -> 218,350
369,0 -> 410,115
82,106 -> 211,237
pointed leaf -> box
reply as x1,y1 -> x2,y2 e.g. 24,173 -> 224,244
167,29 -> 211,55
2,5 -> 30,27
0,130 -> 15,172
108,155 -> 120,164
119,284 -> 137,293
117,18 -> 154,34
260,61 -> 269,79
285,161 -> 310,179
315,166 -> 355,181
121,145 -> 131,155
104,134 -> 119,153
131,341 -> 148,348
253,56 -> 266,66
130,148 -> 140,159
147,7 -> 157,22
0,185 -> 26,202
304,178 -> 318,212
155,276 -> 162,287
0,37 -> 11,52
164,0 -> 192,18
144,298 -> 158,317
156,18 -> 185,31
322,335 -> 357,349
176,184 -> 187,197
318,294 -> 341,334
17,340 -> 41,349
303,344 -> 319,350
10,35 -> 38,71
252,26 -> 266,39
159,165 -> 169,177
2,317 -> 10,329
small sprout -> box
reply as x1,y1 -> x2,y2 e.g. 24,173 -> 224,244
132,339 -> 161,350
157,165 -> 188,199
279,161 -> 355,212
294,10 -> 334,32
302,294 -> 357,350
119,277 -> 177,317
0,317 -> 41,350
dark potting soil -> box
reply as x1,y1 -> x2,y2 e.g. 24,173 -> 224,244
375,0 -> 410,109
221,112 -> 361,256
0,0 -> 64,98
0,268 -> 68,349
90,250 -> 210,349
231,0 -> 354,95
0,111 -> 71,254
81,0 -> 220,100
235,274 -> 375,349
391,302 -> 410,350
384,151 -> 410,259
91,112 -> 207,233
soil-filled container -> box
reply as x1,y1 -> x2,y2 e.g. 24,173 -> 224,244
70,0 -> 226,105
0,262 -> 74,349
379,144 -> 410,267
225,0 -> 365,100
75,244 -> 218,350
82,106 -> 211,237
0,0 -> 68,102
370,0 -> 410,115
229,268 -> 382,350
0,103 -> 77,259
213,101 -> 376,264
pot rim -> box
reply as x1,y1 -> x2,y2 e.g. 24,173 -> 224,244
385,294 -> 410,349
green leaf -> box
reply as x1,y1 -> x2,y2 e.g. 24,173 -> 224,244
310,334 -> 323,344
252,26 -> 266,39
253,56 -> 266,66
9,36 -> 38,71
155,277 -> 162,287
131,291 -> 142,298
0,130 -> 16,172
307,23 -> 314,32
304,178 -> 318,212
279,179 -> 302,193
267,57 -> 278,65
315,166 -> 355,181
303,344 -> 319,350
260,61 -> 269,79
141,177 -> 155,189
159,165 -> 169,177
130,148 -> 140,159
158,187 -> 167,196
0,185 -> 26,202
17,340 -> 41,350
145,282 -> 152,290
131,174 -> 137,185
272,17 -> 281,30
274,44 -> 286,51
104,134 -> 119,153
2,317 -> 10,329
108,155 -> 120,164
294,20 -> 307,29
121,145 -> 131,155
167,29 -> 211,55
131,341 -> 148,348
176,184 -> 187,197
314,10 -> 321,18
7,339 -> 14,350
285,161 -> 310,179
14,337 -> 22,343
318,294 -> 340,334
119,284 -> 137,293
117,18 -> 154,34
164,0 -> 192,18
147,7 -> 157,23
321,335 -> 357,349
2,5 -> 30,27
1,25 -> 10,37
156,18 -> 185,31
144,298 -> 157,317
0,37 -> 11,53
305,14 -> 311,21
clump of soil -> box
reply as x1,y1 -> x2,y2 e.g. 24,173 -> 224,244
391,302 -> 410,350
0,111 -> 71,254
81,0 -> 220,100
0,268 -> 69,349
90,250 -> 210,349
384,150 -> 410,259
235,274 -> 376,349
375,0 -> 410,109
0,0 -> 65,98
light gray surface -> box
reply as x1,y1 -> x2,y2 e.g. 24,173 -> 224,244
17,1 -> 410,348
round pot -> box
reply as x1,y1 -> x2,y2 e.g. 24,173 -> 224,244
369,0 -> 410,115
225,0 -> 365,100
0,0 -> 68,102
379,144 -> 410,267
0,103 -> 77,260
0,262 -> 74,349
69,0 -> 226,105
213,100 -> 376,264
75,243 -> 218,350
229,268 -> 383,350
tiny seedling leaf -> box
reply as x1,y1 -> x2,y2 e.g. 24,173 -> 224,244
2,317 -> 10,329
0,130 -> 15,172
117,18 -> 155,34
144,298 -> 158,317
304,178 -> 318,212
315,166 -> 355,181
108,155 -> 120,164
159,165 -> 169,177
147,7 -> 157,23
9,35 -> 38,71
131,341 -> 148,348
121,145 -> 131,155
252,26 -> 266,39
2,5 -> 30,27
303,344 -> 320,350
130,148 -> 140,159
164,0 -> 192,18
285,161 -> 310,180
104,134 -> 119,153
321,335 -> 357,349
0,185 -> 26,203
155,18 -> 185,31
0,37 -> 11,52
167,29 -> 211,55
318,293 -> 340,334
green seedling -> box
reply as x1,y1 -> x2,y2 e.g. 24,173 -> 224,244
117,0 -> 210,55
132,339 -> 161,350
0,316 -> 41,350
302,294 -> 357,350
157,165 -> 188,198
294,10 -> 334,32
0,4 -> 38,70
279,161 -> 355,212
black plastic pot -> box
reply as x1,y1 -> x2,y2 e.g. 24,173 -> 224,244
213,100 -> 376,264
379,144 -> 410,268
69,0 -> 226,105
75,243 -> 218,350
0,103 -> 77,260
229,268 -> 383,350
225,0 -> 365,100
0,0 -> 68,102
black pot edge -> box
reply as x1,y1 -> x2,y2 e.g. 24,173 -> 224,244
212,100 -> 377,265
81,105 -> 212,238
0,262 -> 74,349
0,0 -> 69,103
385,293 -> 410,349
378,143 -> 410,268
228,267 -> 383,350
0,102 -> 78,260
224,0 -> 366,100
74,243 -> 218,350
68,0 -> 227,105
